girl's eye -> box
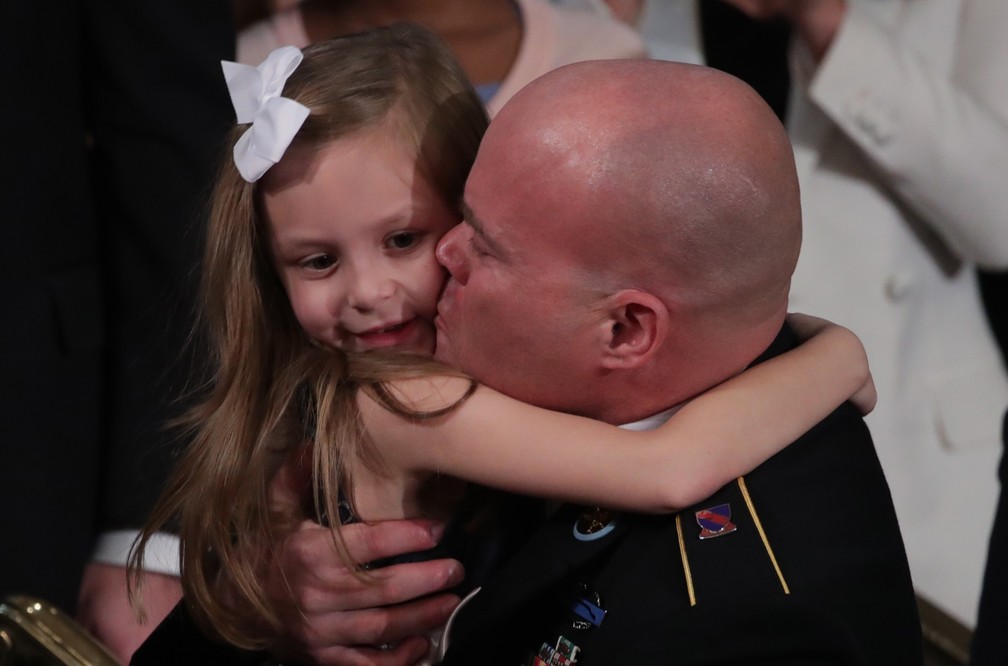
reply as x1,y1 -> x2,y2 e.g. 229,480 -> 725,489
386,231 -> 421,251
303,254 -> 336,271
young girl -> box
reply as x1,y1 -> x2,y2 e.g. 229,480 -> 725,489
133,24 -> 874,650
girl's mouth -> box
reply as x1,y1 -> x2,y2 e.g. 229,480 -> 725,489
354,318 -> 420,350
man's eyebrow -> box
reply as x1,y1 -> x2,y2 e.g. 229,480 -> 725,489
460,200 -> 506,257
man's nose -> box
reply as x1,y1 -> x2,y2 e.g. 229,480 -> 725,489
436,225 -> 471,285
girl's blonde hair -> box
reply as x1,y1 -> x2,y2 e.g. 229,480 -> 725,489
130,24 -> 488,648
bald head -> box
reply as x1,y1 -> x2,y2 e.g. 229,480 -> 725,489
481,59 -> 800,327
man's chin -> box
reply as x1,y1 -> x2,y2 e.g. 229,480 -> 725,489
434,327 -> 478,378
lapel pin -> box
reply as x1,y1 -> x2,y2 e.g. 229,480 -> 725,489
695,503 -> 737,539
568,582 -> 606,630
573,507 -> 617,541
533,635 -> 582,665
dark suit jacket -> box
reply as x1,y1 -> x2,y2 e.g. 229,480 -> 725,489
439,327 -> 924,665
85,0 -> 234,535
0,0 -> 104,611
971,409 -> 1008,665
0,0 -> 232,612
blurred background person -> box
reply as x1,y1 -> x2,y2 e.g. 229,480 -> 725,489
236,0 -> 646,116
1,1 -> 234,663
75,1 -> 234,661
1,0 -> 105,619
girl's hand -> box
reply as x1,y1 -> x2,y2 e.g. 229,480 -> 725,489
787,313 -> 877,415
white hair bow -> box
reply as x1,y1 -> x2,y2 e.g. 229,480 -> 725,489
221,46 -> 310,183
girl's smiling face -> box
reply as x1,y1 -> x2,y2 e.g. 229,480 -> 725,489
264,129 -> 459,354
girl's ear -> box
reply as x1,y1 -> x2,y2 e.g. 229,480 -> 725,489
598,289 -> 670,370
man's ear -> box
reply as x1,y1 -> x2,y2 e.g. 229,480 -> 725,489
599,289 -> 669,369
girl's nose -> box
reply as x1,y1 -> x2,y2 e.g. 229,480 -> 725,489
345,264 -> 395,311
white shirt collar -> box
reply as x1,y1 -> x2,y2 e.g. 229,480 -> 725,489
619,404 -> 681,431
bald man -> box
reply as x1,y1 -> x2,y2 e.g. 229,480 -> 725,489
430,60 -> 922,664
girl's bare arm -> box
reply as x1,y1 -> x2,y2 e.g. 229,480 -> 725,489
362,315 -> 871,513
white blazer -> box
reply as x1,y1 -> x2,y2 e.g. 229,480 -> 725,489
786,0 -> 1008,626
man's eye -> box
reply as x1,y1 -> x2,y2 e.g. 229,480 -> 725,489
303,254 -> 336,271
386,231 -> 421,251
467,237 -> 488,257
